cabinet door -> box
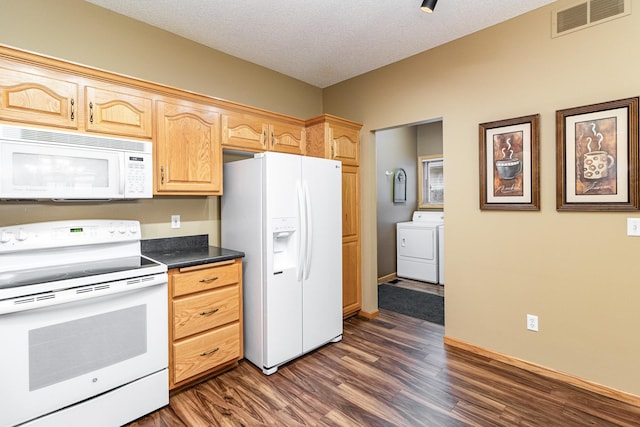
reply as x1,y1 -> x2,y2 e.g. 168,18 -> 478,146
221,111 -> 268,151
341,165 -> 361,317
0,64 -> 78,129
341,165 -> 360,240
330,123 -> 360,166
85,85 -> 153,138
156,100 -> 221,194
269,119 -> 305,155
342,239 -> 361,317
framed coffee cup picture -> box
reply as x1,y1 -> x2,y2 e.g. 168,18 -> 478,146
479,114 -> 540,211
556,97 -> 639,211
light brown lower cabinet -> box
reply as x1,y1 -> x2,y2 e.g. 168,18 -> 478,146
168,258 -> 243,390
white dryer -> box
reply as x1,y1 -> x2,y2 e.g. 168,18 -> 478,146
396,211 -> 444,284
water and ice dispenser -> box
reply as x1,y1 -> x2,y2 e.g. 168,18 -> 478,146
272,217 -> 297,274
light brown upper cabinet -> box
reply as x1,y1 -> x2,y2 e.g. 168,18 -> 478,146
270,118 -> 306,154
306,114 -> 359,166
84,83 -> 153,139
222,109 -> 305,154
221,111 -> 267,152
155,100 -> 222,195
0,59 -> 79,129
0,57 -> 154,140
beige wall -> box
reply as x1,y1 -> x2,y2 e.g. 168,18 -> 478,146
417,121 -> 443,157
324,2 -> 640,396
0,0 -> 322,241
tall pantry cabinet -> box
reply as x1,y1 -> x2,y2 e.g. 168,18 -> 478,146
306,114 -> 362,317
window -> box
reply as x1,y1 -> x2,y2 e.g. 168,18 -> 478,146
418,155 -> 443,209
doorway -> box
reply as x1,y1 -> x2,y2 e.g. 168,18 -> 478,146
375,119 -> 443,283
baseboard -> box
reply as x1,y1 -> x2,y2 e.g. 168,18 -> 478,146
444,336 -> 640,408
377,273 -> 396,284
357,310 -> 379,320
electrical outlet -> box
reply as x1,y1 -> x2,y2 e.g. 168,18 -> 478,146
627,218 -> 640,236
527,314 -> 539,332
171,215 -> 180,229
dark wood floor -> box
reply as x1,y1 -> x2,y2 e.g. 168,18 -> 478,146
127,311 -> 640,426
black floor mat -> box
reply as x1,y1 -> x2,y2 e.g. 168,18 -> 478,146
378,284 -> 444,325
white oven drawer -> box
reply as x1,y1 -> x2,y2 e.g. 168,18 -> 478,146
0,282 -> 168,427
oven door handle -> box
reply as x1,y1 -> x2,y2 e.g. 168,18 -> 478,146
0,273 -> 168,315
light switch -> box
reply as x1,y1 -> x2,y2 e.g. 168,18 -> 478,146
626,218 -> 640,236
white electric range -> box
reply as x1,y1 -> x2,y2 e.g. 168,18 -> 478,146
0,219 -> 168,427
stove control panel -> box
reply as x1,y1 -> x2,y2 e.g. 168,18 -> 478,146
0,220 -> 141,252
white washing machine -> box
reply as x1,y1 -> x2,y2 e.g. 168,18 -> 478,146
396,211 -> 444,284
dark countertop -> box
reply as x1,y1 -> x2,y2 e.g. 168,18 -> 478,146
141,234 -> 244,269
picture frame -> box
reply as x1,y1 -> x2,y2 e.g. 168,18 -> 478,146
393,168 -> 407,203
556,97 -> 639,211
479,114 -> 540,211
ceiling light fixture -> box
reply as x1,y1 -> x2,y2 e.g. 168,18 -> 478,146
420,0 -> 438,13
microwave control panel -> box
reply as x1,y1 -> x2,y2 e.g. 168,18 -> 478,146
125,153 -> 152,197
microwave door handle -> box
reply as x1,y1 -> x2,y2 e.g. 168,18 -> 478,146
119,158 -> 126,196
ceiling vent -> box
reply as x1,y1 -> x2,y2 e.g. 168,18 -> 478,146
552,0 -> 630,37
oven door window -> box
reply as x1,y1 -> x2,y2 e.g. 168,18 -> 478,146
29,305 -> 147,391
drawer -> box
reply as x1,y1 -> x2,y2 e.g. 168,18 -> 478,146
172,261 -> 240,297
173,323 -> 240,384
173,285 -> 240,340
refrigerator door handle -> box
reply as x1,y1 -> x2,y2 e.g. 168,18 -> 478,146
303,181 -> 312,280
296,181 -> 306,282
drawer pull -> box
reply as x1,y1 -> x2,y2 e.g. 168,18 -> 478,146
201,347 -> 219,357
200,308 -> 220,316
199,276 -> 219,283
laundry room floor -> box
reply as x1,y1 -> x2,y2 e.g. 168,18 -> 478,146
384,277 -> 444,297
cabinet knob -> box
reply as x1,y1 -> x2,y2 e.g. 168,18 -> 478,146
199,276 -> 219,283
199,308 -> 220,316
160,166 -> 165,184
70,98 -> 75,120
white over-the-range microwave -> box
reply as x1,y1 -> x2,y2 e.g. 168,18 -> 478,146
0,124 -> 152,201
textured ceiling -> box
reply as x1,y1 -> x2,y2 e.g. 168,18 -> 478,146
85,0 -> 556,88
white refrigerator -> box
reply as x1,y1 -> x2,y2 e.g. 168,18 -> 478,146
221,152 -> 343,375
